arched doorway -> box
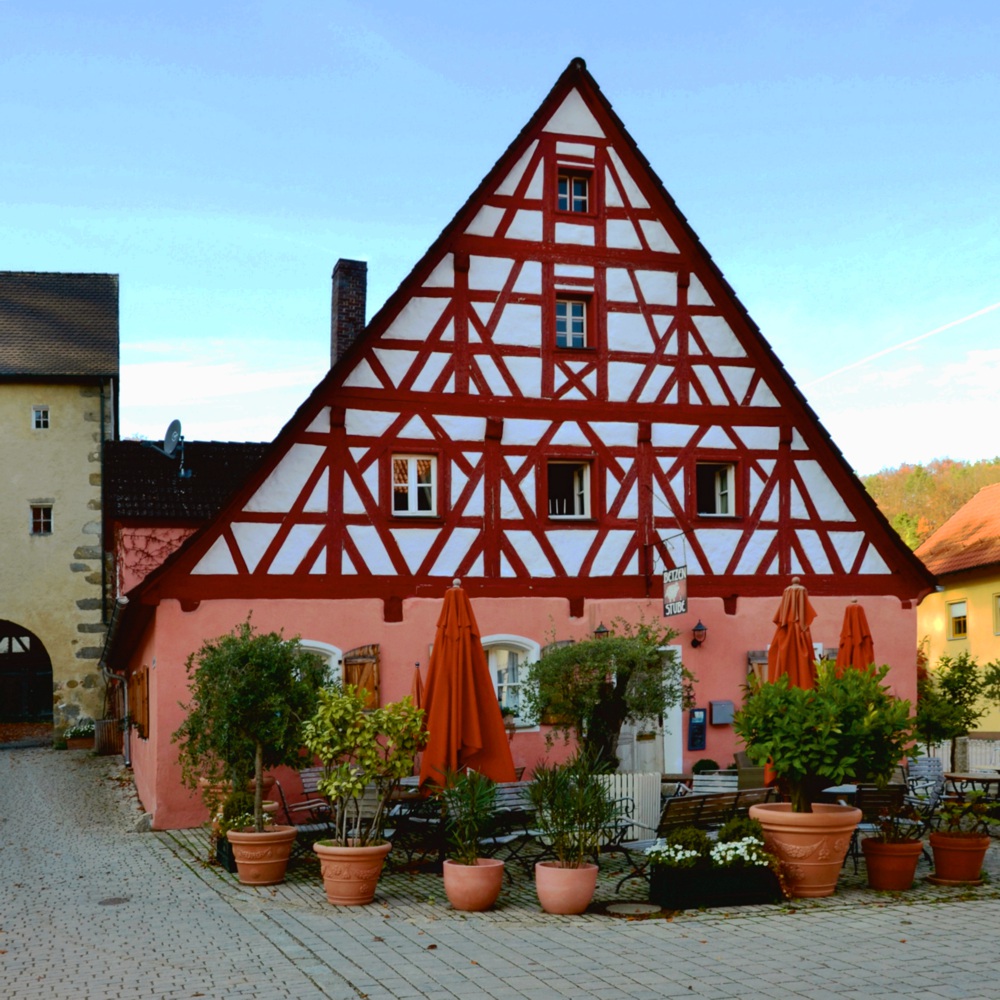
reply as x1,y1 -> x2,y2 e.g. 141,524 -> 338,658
0,620 -> 53,722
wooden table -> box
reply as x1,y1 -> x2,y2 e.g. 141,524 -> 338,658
945,772 -> 1000,799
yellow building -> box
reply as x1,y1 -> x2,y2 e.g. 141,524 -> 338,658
0,272 -> 119,735
916,482 -> 1000,732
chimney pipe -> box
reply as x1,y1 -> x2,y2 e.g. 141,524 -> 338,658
331,259 -> 367,367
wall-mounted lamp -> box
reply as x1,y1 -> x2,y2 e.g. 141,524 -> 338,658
691,621 -> 708,648
593,622 -> 610,639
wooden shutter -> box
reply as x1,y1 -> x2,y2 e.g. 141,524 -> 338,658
342,644 -> 380,709
128,665 -> 150,739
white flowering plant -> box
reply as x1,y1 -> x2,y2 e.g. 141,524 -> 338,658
644,818 -> 777,871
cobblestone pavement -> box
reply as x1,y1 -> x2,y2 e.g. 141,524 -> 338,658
5,746 -> 1000,1000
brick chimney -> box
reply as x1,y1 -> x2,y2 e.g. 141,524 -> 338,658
330,259 -> 367,366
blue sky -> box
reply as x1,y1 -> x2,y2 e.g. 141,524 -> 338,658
3,2 -> 998,475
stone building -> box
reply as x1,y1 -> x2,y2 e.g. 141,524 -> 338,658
0,271 -> 119,733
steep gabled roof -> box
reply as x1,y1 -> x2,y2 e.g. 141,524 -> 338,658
105,440 -> 269,523
916,483 -> 1000,577
0,272 -> 119,377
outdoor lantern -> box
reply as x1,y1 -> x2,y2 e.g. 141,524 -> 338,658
593,622 -> 609,639
691,621 -> 708,648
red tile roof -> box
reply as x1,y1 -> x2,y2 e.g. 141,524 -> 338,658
0,271 -> 119,377
916,482 -> 1000,576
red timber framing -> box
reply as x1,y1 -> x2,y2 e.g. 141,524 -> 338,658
132,58 -> 934,614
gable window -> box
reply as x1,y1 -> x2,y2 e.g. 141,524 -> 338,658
557,170 -> 590,213
548,461 -> 590,518
696,462 -> 736,516
392,455 -> 437,516
32,406 -> 49,430
482,635 -> 541,725
948,600 -> 967,640
555,297 -> 588,349
30,505 -> 53,535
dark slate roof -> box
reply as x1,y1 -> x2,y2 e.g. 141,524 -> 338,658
105,440 -> 269,522
0,272 -> 119,377
916,482 -> 1000,577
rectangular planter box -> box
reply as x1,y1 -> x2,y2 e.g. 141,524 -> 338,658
216,836 -> 239,874
649,865 -> 783,909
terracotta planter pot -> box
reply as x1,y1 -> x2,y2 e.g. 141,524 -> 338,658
226,825 -> 297,885
65,737 -> 93,750
443,858 -> 505,911
750,801 -> 861,898
861,837 -> 924,891
534,861 -> 599,915
313,840 -> 392,905
929,833 -> 990,885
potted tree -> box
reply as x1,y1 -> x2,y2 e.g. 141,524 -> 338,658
929,793 -> 993,885
302,684 -> 426,906
733,663 -> 914,898
172,619 -> 327,886
440,769 -> 504,911
527,753 -> 621,914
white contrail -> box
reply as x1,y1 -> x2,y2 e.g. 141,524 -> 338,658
804,301 -> 1000,387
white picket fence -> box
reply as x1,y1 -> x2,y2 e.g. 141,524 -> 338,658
599,772 -> 661,840
917,738 -> 1000,773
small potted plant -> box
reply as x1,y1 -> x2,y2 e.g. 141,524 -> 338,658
63,720 -> 96,750
172,619 -> 327,886
440,769 -> 504,911
929,793 -> 993,885
860,802 -> 925,891
733,663 -> 915,898
302,684 -> 426,906
643,817 -> 785,909
527,752 -> 621,914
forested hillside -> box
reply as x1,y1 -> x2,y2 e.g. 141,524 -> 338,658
862,459 -> 1000,549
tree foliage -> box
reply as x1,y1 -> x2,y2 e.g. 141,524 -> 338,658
520,619 -> 688,767
862,457 -> 1000,549
172,619 -> 328,832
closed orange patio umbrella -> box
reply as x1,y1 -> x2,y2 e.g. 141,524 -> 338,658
835,601 -> 875,675
767,576 -> 818,689
410,663 -> 425,709
418,580 -> 516,789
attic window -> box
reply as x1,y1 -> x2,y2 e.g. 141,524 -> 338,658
392,455 -> 437,516
696,463 -> 737,516
30,504 -> 53,535
948,601 -> 967,640
547,461 -> 591,519
557,171 -> 590,213
32,406 -> 49,430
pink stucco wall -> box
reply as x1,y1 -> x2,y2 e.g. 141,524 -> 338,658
130,591 -> 918,829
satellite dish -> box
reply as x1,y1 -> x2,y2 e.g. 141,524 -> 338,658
163,419 -> 182,457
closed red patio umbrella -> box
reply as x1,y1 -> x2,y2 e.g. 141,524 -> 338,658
418,580 -> 516,789
835,601 -> 875,675
767,576 -> 817,690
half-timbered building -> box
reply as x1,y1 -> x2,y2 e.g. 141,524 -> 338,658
108,59 -> 934,828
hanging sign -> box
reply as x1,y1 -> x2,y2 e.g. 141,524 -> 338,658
663,566 -> 688,618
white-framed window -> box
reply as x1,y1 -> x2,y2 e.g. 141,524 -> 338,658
30,504 -> 52,535
948,600 -> 968,640
695,462 -> 736,516
555,297 -> 587,348
298,640 -> 343,685
392,455 -> 437,516
547,461 -> 590,518
32,406 -> 50,430
482,634 -> 541,725
557,170 -> 590,213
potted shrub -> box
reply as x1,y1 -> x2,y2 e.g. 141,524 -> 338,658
172,619 -> 327,886
302,684 -> 426,906
929,793 -> 993,885
527,752 -> 621,914
644,817 -> 785,909
733,663 -> 914,898
440,769 -> 504,911
63,720 -> 95,750
860,801 -> 925,891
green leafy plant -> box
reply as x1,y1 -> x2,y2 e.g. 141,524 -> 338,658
526,752 -> 621,868
520,619 -> 689,767
302,685 -> 427,847
733,663 -> 915,813
867,802 -> 924,843
644,820 -> 775,870
937,792 -> 993,837
440,769 -> 498,867
172,619 -> 328,833
218,789 -> 257,836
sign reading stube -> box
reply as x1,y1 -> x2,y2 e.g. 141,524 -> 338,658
663,566 -> 688,617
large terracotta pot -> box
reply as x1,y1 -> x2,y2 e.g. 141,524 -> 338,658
534,861 -> 598,915
929,833 -> 990,885
226,825 -> 297,885
313,840 -> 392,905
861,837 -> 924,891
749,801 -> 861,898
443,858 -> 505,912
